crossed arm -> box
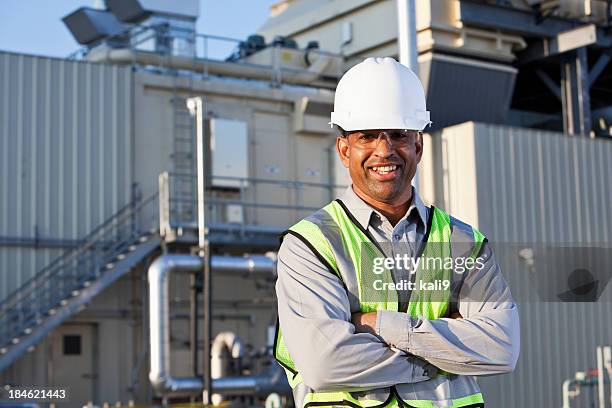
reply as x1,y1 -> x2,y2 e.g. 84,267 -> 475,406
276,236 -> 520,392
352,243 -> 520,375
276,235 -> 436,391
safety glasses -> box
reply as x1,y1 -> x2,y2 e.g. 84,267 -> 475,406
348,129 -> 420,148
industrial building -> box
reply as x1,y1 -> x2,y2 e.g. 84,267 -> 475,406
1,0 -> 612,407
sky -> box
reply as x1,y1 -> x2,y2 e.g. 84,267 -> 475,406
0,0 -> 279,59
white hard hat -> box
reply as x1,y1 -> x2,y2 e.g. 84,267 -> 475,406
330,57 -> 431,132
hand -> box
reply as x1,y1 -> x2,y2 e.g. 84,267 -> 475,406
351,312 -> 377,335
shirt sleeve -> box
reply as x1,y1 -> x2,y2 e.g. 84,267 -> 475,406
375,242 -> 520,375
276,234 -> 438,392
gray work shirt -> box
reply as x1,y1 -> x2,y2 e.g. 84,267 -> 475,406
276,186 -> 520,406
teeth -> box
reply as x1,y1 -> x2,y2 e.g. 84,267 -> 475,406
372,165 -> 397,174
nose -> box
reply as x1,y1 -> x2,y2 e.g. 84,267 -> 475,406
372,132 -> 394,156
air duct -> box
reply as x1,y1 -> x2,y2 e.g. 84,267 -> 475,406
105,0 -> 199,23
62,7 -> 128,46
85,45 -> 339,89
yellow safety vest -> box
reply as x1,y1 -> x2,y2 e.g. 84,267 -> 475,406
274,200 -> 486,408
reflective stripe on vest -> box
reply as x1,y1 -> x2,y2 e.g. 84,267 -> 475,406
274,200 -> 486,408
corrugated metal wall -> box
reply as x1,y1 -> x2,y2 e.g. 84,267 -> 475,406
430,122 -> 612,407
0,52 -> 133,300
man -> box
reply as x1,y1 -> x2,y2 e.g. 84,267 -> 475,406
274,57 -> 519,408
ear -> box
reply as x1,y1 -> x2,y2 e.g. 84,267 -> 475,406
336,136 -> 350,168
415,132 -> 424,164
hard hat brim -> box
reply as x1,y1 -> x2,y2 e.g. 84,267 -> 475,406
329,110 -> 431,132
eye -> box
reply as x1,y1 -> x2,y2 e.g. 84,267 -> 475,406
360,134 -> 377,141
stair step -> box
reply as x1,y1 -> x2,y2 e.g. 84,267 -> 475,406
0,212 -> 162,370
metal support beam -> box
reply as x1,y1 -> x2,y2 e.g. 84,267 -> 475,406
190,273 -> 198,377
589,52 -> 611,87
458,1 -> 576,37
202,242 -> 211,405
459,2 -> 612,46
0,236 -> 82,249
560,48 -> 591,136
518,24 -> 597,65
535,69 -> 561,101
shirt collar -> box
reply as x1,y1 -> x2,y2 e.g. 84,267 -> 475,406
339,185 -> 428,230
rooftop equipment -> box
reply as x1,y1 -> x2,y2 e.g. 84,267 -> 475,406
104,0 -> 199,23
227,34 -> 267,60
62,7 -> 128,46
63,0 -> 199,56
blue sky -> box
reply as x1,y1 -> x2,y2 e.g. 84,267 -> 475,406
0,0 -> 279,59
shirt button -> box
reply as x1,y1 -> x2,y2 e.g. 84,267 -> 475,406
393,234 -> 401,240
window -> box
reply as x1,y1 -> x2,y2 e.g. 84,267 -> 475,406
63,334 -> 81,355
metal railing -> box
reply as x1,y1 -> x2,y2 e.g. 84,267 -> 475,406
67,22 -> 343,86
0,193 -> 159,350
159,172 -> 347,237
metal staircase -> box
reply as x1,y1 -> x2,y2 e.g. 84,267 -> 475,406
0,193 -> 161,372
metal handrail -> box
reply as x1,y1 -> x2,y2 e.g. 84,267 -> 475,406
67,22 -> 344,85
0,199 -> 138,302
0,193 -> 159,348
0,197 -> 149,312
160,172 -> 348,237
171,173 -> 347,190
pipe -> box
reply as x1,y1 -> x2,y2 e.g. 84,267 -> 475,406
211,332 -> 245,405
211,332 -> 244,378
598,346 -> 606,408
396,0 -> 419,192
396,0 -> 418,73
148,254 -> 280,397
149,254 -> 203,396
86,45 -> 337,89
563,372 -> 586,408
211,254 -> 276,276
562,378 -> 580,408
213,364 -> 290,397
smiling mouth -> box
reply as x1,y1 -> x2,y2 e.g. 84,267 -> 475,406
369,164 -> 399,175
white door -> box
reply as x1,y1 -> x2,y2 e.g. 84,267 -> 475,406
50,323 -> 97,408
